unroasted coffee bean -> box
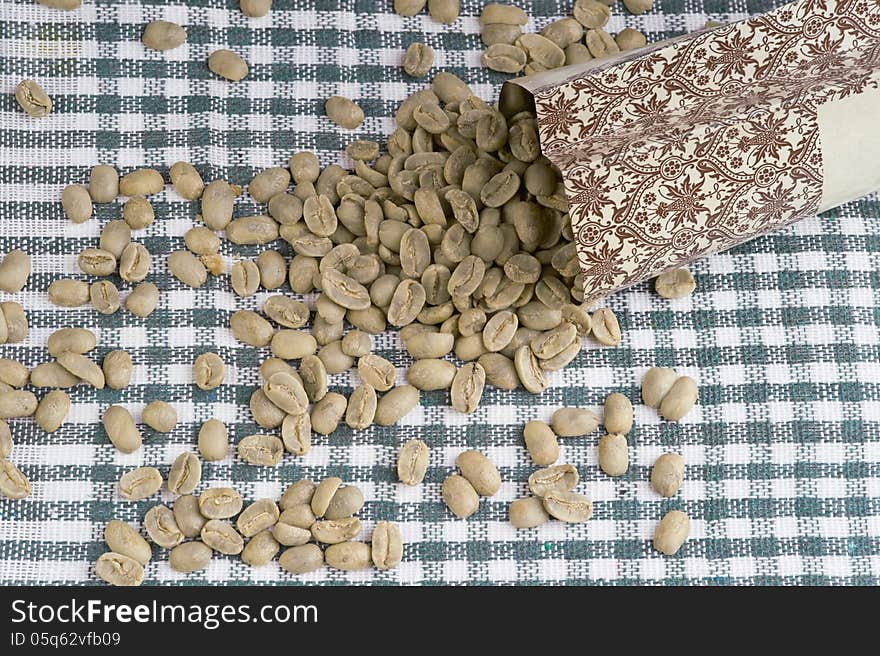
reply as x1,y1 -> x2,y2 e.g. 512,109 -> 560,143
102,350 -> 132,390
119,466 -> 163,501
509,496 -> 551,528
0,420 -> 11,459
0,359 -> 28,387
311,477 -> 342,517
272,515 -> 312,546
515,33 -> 565,68
523,420 -> 559,466
280,480 -> 316,511
651,453 -> 685,497
403,42 -> 434,78
184,227 -> 220,256
482,23 -> 522,45
442,474 -> 479,519
238,434 -> 284,466
227,215 -> 280,245
170,162 -> 204,200
271,330 -> 317,360
142,20 -> 186,51
104,520 -> 151,565
358,354 -> 396,392
655,268 -> 696,299
144,504 -> 184,548
119,169 -> 163,197
264,295 -> 309,328
170,541 -> 213,573
299,354 -> 327,403
174,494 -> 207,538
90,281 -> 120,314
456,450 -> 500,496
208,49 -> 249,81
326,541 -> 371,570
201,519 -> 244,555
97,221 -> 130,261
168,452 -> 201,495
89,164 -> 119,203
0,250 -> 30,293
192,352 -> 224,391
201,180 -> 237,230
550,407 -> 598,437
57,351 -> 104,389
482,310 -> 518,352
623,0 -> 653,15
0,390 -> 36,418
542,490 -> 593,523
322,268 -> 371,310
256,250 -> 286,290
122,197 -> 154,230
242,530 -> 280,567
345,383 -> 377,429
514,345 -> 548,393
47,279 -> 89,307
236,498 -> 280,538
387,279 -> 427,327
451,362 -> 485,414
95,553 -> 143,587
397,438 -> 429,486
325,95 -> 364,129
35,390 -> 70,433
478,353 -> 519,390
318,340 -> 354,373
341,330 -> 371,357
324,485 -> 364,520
142,400 -> 176,433
199,487 -> 243,519
598,433 -> 628,477
281,412 -> 311,456
231,259 -> 260,297
590,307 -> 621,346
641,367 -> 678,408
264,371 -> 308,415
29,362 -> 77,389
482,44 -> 527,73
119,243 -> 150,283
310,392 -> 347,435
372,521 -> 403,570
103,405 -> 142,453
616,27 -> 647,51
604,393 -> 633,434
541,17 -> 584,48
407,358 -> 456,391
375,385 -> 420,426
1,302 -> 27,343
404,331 -> 454,358
126,282 -> 159,317
15,79 -> 51,117
250,167 -> 290,203
528,464 -> 579,498
654,510 -> 689,555
660,376 -> 698,421
230,310 -> 274,347
198,419 -> 228,461
480,3 -> 527,24
166,250 -> 207,288
279,543 -> 324,574
0,459 -> 30,499
62,185 -> 93,223
573,0 -> 610,28
585,27 -> 619,58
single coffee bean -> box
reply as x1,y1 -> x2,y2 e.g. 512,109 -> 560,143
35,389 -> 70,433
322,268 -> 371,310
199,487 -> 243,519
481,23 -> 522,46
651,453 -> 685,497
310,392 -> 347,435
345,383 -> 377,429
142,400 -> 177,433
0,250 -> 30,293
122,197 -> 154,230
586,27 -> 619,58
102,350 -> 132,391
281,412 -> 311,456
208,49 -> 249,81
201,180 -> 237,229
231,259 -> 260,297
280,479 -> 316,510
61,185 -> 93,223
95,553 -> 143,587
655,268 -> 696,299
325,541 -> 371,570
358,354 -> 396,392
144,504 -> 184,548
142,20 -> 186,51
264,372 -> 309,415
456,450 -> 501,496
289,151 -> 320,184
228,215 -> 280,244
119,168 -> 163,197
531,322 -> 577,360
406,358 -> 456,391
541,17 -> 584,48
170,162 -> 204,200
0,359 -> 29,387
394,0 -> 427,16
324,485 -> 365,520
256,250 -> 286,290
616,27 -> 647,51
523,420 -> 559,466
169,541 -> 213,573
57,351 -> 104,389
174,494 -> 208,538
1,302 -> 28,343
238,434 -> 284,466
573,0 -> 610,28
48,329 -> 95,358
542,490 -> 593,523
604,393 -> 633,434
403,330 -> 454,359
325,95 -> 364,129
89,165 -> 119,203
249,167 -> 290,203
598,433 -> 628,477
514,345 -> 548,393
264,295 -> 309,328
272,516 -> 312,546
482,44 -> 527,73
193,352 -> 225,391
125,282 -> 159,317
198,419 -> 228,461
167,250 -> 207,288
279,544 -> 324,574
442,474 -> 479,519
0,420 -> 11,459
90,280 -> 120,314
641,367 -> 678,408
482,310 -> 518,352
654,510 -> 689,555
102,405 -> 142,453
201,519 -> 244,555
509,496 -> 551,528
230,310 -> 274,347
104,520 -> 151,565
98,220 -> 130,260
450,362 -> 485,414
372,521 -> 403,570
375,385 -> 420,426
119,242 -> 150,282
550,407 -> 598,437
623,0 -> 653,15
0,390 -> 37,418
241,530 -> 280,567
346,139 -> 380,161
15,79 -> 52,117
250,390 -> 284,432
119,466 -> 163,501
236,499 -> 280,538
480,3 -> 528,24
477,353 -> 518,390
0,459 -> 30,499
397,439 -> 429,486
659,376 -> 698,421
29,362 -> 78,389
403,42 -> 434,77
47,279 -> 89,307
270,330 -> 317,360
168,452 -> 201,495
298,354 -> 328,403
528,464 -> 579,498
427,0 -> 459,24
310,477 -> 343,518
341,330 -> 371,357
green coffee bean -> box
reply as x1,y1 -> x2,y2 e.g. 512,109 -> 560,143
585,28 -> 619,58
616,27 -> 647,51
481,23 -> 522,46
372,521 -> 403,570
142,20 -> 186,51
95,553 -> 143,587
241,530 -> 280,567
442,474 -> 479,519
255,250 -> 286,290
480,3 -> 527,24
603,393 -> 633,434
357,354 -> 396,392
482,310 -> 518,352
451,362 -> 485,413
208,49 -> 249,81
104,520 -> 151,565
230,310 -> 274,347
144,504 -> 184,548
193,352 -> 225,391
119,242 -> 150,283
99,220 -> 130,259
528,464 -> 578,498
201,519 -> 244,555
311,477 -> 342,517
231,259 -> 260,297
1,302 -> 27,343
142,400 -> 176,433
15,79 -> 51,117
62,185 -> 93,223
122,197 -> 154,230
170,541 -> 213,572
170,162 -> 204,200
199,487 -> 243,519
168,452 -> 201,495
509,496 -> 550,528
514,345 -> 548,393
119,169 -> 163,197
268,192 -> 303,224
542,490 -> 593,523
523,420 -> 559,466
184,227 -> 220,255
0,459 -> 30,499
341,330 -> 371,357
281,412 -> 311,456
482,44 -> 527,73
272,515 -> 312,546
201,180 -> 236,229
57,351 -> 104,389
427,0 -> 459,24
477,352 -> 519,390
90,281 -> 120,314
102,406 -> 142,453
279,544 -> 324,574
119,466 -> 163,501
174,494 -> 207,538
651,453 -> 685,497
549,407 -> 598,437
310,392 -> 347,435
322,268 -> 371,310
565,42 -> 593,65
655,268 -> 696,299
264,371 -> 309,415
325,96 -> 364,129
102,350 -> 132,391
280,480 -> 316,511
654,510 -> 689,555
0,359 -> 29,387
263,295 -> 309,328
573,0 -> 611,28
89,165 -> 119,203
541,18 -> 584,48
236,499 -> 280,538
124,282 -> 158,317
375,385 -> 420,426
238,434 -> 284,466
0,391 -> 36,418
403,42 -> 434,77
324,485 -> 364,520
198,419 -> 228,461
407,358 -> 456,390
456,450 -> 500,496
346,383 -> 377,429
35,390 -> 70,433
226,215 -> 279,245
660,376 -> 698,421
0,420 -> 11,459
598,433 -> 628,477
47,279 -> 89,307
317,340 -> 354,373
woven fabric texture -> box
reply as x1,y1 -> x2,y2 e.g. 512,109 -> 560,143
0,0 -> 878,586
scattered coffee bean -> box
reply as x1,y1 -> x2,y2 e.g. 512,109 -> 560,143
174,494 -> 207,538
403,42 -> 434,77
325,95 -> 364,130
208,49 -> 249,81
142,20 -> 186,51
104,520 -> 151,565
442,474 -> 480,519
15,79 -> 51,117
125,282 -> 159,317
35,390 -> 70,433
199,487 -> 243,519
170,541 -> 213,572
89,165 -> 119,203
102,405 -> 142,453
523,420 -> 559,466
142,400 -> 177,433
95,553 -> 143,587
653,510 -> 689,555
660,376 -> 698,421
604,392 -> 633,434
651,453 -> 685,497
598,433 -> 628,477
325,541 -> 371,570
168,452 -> 201,496
509,496 -> 551,528
542,490 -> 593,523
201,519 -> 244,555
119,466 -> 163,501
0,459 -> 30,499
198,419 -> 228,461
279,544 -> 324,574
238,434 -> 284,466
61,185 -> 93,223
371,521 -> 403,570
144,504 -> 184,548
550,407 -> 598,437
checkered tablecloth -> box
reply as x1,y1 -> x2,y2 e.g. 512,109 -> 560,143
0,0 -> 878,586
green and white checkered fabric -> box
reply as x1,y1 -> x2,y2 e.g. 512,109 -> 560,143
0,0 -> 878,586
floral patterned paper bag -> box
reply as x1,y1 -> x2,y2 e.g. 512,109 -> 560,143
504,0 -> 880,304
